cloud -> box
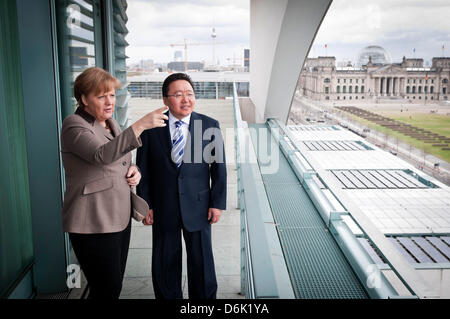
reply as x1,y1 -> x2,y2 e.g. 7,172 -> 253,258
312,0 -> 450,63
126,0 -> 249,64
131,0 -> 248,9
125,0 -> 449,65
316,0 -> 450,43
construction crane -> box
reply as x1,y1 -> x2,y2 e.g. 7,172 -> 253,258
226,54 -> 244,72
211,27 -> 217,67
170,39 -> 203,71
169,28 -> 224,71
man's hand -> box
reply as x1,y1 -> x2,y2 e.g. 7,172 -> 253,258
142,209 -> 154,226
208,208 -> 222,224
126,165 -> 141,187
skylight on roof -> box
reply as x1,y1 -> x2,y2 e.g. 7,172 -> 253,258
330,169 -> 436,189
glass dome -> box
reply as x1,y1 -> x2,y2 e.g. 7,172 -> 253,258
355,45 -> 392,67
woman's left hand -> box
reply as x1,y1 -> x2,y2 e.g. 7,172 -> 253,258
126,165 -> 141,187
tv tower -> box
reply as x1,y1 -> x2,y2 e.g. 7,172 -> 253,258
211,26 -> 217,66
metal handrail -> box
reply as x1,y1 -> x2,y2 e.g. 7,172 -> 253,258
233,83 -> 294,299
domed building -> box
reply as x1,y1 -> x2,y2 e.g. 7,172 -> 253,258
299,46 -> 449,103
355,45 -> 392,67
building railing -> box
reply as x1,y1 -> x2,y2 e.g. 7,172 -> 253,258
232,83 -> 294,299
129,81 -> 249,99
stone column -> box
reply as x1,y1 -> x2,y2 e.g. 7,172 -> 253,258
389,77 -> 393,95
374,77 -> 378,96
386,77 -> 392,96
389,77 -> 394,96
394,77 -> 398,96
387,77 -> 391,95
379,77 -> 382,94
400,77 -> 405,96
385,77 -> 389,96
392,77 -> 396,95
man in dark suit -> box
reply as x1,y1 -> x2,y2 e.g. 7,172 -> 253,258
136,73 -> 227,299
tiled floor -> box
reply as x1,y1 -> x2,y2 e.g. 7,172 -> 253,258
120,98 -> 243,299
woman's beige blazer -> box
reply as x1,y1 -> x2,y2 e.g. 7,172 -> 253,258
61,108 -> 147,234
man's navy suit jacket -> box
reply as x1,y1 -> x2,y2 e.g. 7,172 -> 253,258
136,111 -> 227,232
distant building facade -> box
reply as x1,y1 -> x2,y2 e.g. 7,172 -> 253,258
244,48 -> 250,71
128,72 -> 250,99
299,46 -> 450,103
167,61 -> 204,72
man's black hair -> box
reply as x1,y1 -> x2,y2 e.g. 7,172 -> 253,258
162,73 -> 195,97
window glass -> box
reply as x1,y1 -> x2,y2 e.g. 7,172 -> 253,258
0,1 -> 33,298
54,0 -> 103,268
56,0 -> 103,120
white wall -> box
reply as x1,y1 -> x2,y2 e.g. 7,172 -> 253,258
250,0 -> 288,122
250,0 -> 332,123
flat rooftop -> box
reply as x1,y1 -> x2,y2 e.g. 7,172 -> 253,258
287,125 -> 450,236
245,120 -> 450,297
285,124 -> 450,297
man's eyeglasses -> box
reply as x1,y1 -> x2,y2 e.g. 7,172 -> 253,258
167,92 -> 195,100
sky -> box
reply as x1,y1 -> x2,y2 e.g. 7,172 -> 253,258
126,0 -> 250,66
125,0 -> 450,67
310,0 -> 450,65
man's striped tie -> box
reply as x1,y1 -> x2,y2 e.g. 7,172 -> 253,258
171,120 -> 185,168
